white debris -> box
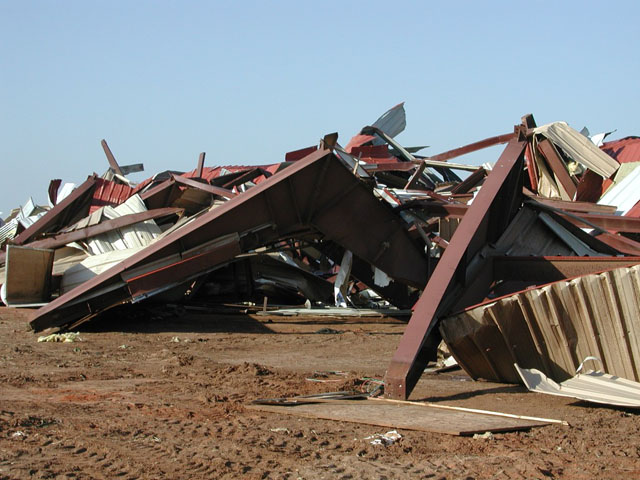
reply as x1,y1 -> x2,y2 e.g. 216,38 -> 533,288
37,332 -> 81,343
269,427 -> 290,434
472,431 -> 494,440
364,430 -> 402,446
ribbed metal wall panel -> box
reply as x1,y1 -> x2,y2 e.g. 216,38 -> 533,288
441,263 -> 640,383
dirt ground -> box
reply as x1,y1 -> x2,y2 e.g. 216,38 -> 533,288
1,307 -> 639,480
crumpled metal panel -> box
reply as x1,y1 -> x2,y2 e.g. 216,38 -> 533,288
601,136 -> 640,165
440,263 -> 640,384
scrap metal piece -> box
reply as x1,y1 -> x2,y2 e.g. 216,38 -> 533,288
384,138 -> 527,399
428,133 -> 516,163
101,139 -> 124,176
10,176 -> 99,247
515,363 -> 640,408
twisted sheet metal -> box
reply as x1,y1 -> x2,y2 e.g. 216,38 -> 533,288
440,263 -> 640,384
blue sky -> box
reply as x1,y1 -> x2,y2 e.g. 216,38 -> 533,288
1,1 -> 639,216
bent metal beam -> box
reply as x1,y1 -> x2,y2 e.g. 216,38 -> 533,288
384,138 -> 527,400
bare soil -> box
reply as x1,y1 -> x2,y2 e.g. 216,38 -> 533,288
1,307 -> 639,479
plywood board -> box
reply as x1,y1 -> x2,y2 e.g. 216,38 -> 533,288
4,245 -> 54,306
248,399 -> 548,436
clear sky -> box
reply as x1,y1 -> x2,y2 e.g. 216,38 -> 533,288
1,1 -> 639,216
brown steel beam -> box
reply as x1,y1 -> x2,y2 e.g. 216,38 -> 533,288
404,161 -> 426,190
428,132 -> 515,162
593,232 -> 640,256
18,208 -> 183,252
222,168 -> 266,190
557,211 -> 640,234
196,152 -> 206,178
11,176 -> 98,247
450,167 -> 486,194
396,201 -> 468,219
493,256 -> 640,283
536,138 -> 577,200
172,174 -> 237,199
521,114 -> 539,193
385,138 -> 526,400
523,193 -> 616,215
101,139 -> 124,176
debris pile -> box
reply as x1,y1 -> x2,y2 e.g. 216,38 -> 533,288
2,104 -> 640,401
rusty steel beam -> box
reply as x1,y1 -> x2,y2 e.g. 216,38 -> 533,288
396,201 -> 468,219
536,138 -> 577,200
385,138 -> 527,400
428,132 -> 515,163
557,211 -> 640,234
16,208 -> 183,252
139,178 -> 181,210
172,174 -> 237,199
593,232 -> 640,256
523,193 -> 616,215
222,168 -> 266,190
11,176 -> 98,247
196,152 -> 206,178
450,167 -> 486,194
493,255 -> 640,283
521,114 -> 539,193
30,148 -> 429,332
101,139 -> 124,176
404,161 -> 427,190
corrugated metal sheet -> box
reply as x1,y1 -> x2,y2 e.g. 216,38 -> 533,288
601,136 -> 640,164
440,263 -> 640,384
86,195 -> 162,255
515,364 -> 640,408
90,178 -> 134,213
345,103 -> 406,152
0,219 -> 18,245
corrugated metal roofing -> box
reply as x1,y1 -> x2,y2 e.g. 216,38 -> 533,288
440,262 -> 640,384
515,364 -> 640,408
90,178 -> 134,213
601,136 -> 640,164
345,103 -> 406,152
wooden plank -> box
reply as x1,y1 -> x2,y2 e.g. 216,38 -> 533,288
4,245 -> 54,305
248,399 -> 549,436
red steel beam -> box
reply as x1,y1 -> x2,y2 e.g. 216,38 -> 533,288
428,132 -> 515,162
172,174 -> 237,199
196,152 -> 206,178
385,138 -> 526,400
450,167 -> 486,194
523,193 -> 616,215
557,211 -> 640,234
16,208 -> 183,252
493,255 -> 640,283
11,176 -> 98,247
396,201 -> 468,219
536,138 -> 577,200
101,139 -> 124,176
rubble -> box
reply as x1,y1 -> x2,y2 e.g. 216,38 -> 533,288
2,106 -> 640,405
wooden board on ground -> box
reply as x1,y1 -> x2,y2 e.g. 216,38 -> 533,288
248,399 -> 550,436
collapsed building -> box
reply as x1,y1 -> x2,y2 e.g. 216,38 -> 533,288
2,104 -> 640,401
